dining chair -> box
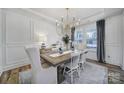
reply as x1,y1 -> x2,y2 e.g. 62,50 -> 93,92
63,51 -> 81,84
78,50 -> 88,70
24,46 -> 57,84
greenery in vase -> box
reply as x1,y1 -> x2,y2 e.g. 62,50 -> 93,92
62,34 -> 70,45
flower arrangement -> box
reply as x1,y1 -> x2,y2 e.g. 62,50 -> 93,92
62,34 -> 70,44
62,34 -> 70,50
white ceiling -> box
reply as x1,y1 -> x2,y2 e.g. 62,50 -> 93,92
30,8 -> 104,21
29,8 -> 124,24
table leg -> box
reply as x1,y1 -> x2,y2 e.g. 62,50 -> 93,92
57,65 -> 65,84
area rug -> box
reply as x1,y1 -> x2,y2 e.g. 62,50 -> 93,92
19,62 -> 108,84
62,62 -> 108,84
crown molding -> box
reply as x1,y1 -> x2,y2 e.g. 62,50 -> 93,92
21,8 -> 56,23
77,9 -> 124,27
77,12 -> 104,27
104,8 -> 123,19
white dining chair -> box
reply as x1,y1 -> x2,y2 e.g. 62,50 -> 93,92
63,51 -> 81,84
24,46 -> 57,84
78,50 -> 88,70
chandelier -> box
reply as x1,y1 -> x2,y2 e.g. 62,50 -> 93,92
56,8 -> 81,36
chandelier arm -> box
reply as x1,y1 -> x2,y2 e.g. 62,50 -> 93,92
56,8 -> 81,36
66,8 -> 69,25
56,23 -> 63,36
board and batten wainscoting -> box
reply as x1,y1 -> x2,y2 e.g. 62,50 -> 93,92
0,8 -> 60,72
105,14 -> 123,67
77,14 -> 124,69
0,9 -> 3,75
122,11 -> 124,70
0,8 -> 124,73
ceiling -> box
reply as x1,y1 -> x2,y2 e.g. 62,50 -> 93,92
30,8 -> 104,21
29,8 -> 124,23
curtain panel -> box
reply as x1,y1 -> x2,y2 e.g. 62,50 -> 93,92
96,19 -> 105,63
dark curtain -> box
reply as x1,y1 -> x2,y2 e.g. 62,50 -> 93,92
71,26 -> 75,48
96,19 -> 105,63
71,26 -> 75,41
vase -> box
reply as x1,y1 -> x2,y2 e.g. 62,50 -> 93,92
65,44 -> 69,50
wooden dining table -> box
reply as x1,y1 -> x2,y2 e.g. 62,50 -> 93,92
40,50 -> 73,67
40,49 -> 88,66
40,50 -> 74,83
40,49 -> 88,83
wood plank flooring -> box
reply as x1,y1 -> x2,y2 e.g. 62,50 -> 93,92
0,59 -> 124,84
87,59 -> 124,84
0,65 -> 31,84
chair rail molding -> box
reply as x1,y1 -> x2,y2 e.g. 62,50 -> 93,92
0,9 -> 2,75
0,8 -> 59,71
122,11 -> 124,70
21,8 -> 56,23
1,9 -> 31,71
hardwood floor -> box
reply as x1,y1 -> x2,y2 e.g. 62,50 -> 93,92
0,65 -> 31,84
0,59 -> 124,84
87,59 -> 124,84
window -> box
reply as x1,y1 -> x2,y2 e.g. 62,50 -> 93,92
75,31 -> 83,43
86,29 -> 97,48
75,23 -> 97,48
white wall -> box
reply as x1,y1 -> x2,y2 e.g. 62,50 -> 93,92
1,9 -> 59,71
105,14 -> 123,66
77,14 -> 123,67
85,49 -> 97,60
0,9 -> 2,75
33,19 -> 60,46
122,11 -> 124,70
1,8 -> 123,71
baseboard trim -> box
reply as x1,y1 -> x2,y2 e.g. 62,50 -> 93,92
87,58 -> 121,69
0,71 -> 2,76
2,61 -> 30,72
121,66 -> 124,70
0,66 -> 2,76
